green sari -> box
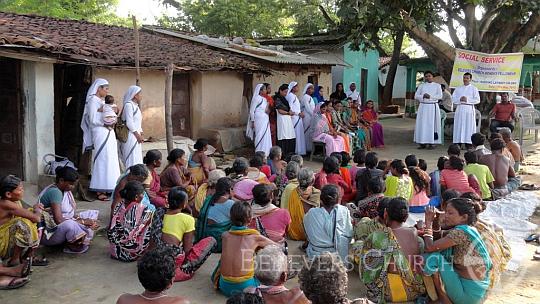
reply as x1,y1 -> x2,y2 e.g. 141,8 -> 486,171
196,195 -> 231,253
356,219 -> 426,303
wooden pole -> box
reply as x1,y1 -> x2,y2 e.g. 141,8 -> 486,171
164,63 -> 174,152
132,15 -> 140,86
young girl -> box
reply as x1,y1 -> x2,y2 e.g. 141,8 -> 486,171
408,166 -> 431,213
384,159 -> 413,201
161,187 -> 216,281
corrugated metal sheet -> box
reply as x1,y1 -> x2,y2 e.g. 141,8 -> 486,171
146,27 -> 340,66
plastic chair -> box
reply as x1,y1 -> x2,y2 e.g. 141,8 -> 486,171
518,108 -> 540,146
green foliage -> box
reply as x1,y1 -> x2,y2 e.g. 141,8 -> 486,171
160,0 -> 293,38
288,0 -> 338,36
0,0 -> 130,26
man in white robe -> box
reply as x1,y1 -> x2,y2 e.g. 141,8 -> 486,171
120,85 -> 144,168
287,81 -> 306,155
414,71 -> 443,149
246,83 -> 272,155
452,72 -> 480,146
300,83 -> 315,153
345,82 -> 361,103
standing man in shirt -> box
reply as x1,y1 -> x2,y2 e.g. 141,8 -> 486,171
438,84 -> 453,112
452,72 -> 480,148
346,82 -> 360,103
414,71 -> 443,150
489,92 -> 516,133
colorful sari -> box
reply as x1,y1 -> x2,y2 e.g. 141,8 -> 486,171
358,220 -> 426,303
108,200 -> 154,262
476,219 -> 511,289
287,187 -> 307,241
0,202 -> 39,260
424,225 -> 492,304
160,164 -> 196,201
336,107 -> 369,151
311,105 -> 346,156
362,108 -> 384,147
195,196 -> 232,253
325,111 -> 351,153
148,169 -> 167,208
264,94 -> 277,145
384,175 -> 413,201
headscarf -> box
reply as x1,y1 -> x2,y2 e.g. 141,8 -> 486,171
286,81 -> 299,105
246,83 -> 265,140
81,78 -> 109,152
288,81 -> 298,92
123,85 -> 142,104
302,83 -> 314,96
85,78 -> 109,102
313,85 -> 324,103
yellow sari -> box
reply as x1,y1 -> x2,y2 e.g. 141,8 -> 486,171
287,188 -> 306,241
0,202 -> 39,259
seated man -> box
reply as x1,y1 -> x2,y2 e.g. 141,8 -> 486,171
464,152 -> 495,200
0,175 -> 41,269
116,247 -> 190,304
489,92 -> 516,133
480,138 -> 521,199
213,201 -> 275,297
245,245 -> 310,304
500,128 -> 523,172
471,133 -> 491,159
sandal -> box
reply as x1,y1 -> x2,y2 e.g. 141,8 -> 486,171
524,233 -> 540,243
0,277 -> 30,290
32,257 -> 49,266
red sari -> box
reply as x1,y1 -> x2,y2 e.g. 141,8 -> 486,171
264,94 -> 277,146
148,169 -> 167,208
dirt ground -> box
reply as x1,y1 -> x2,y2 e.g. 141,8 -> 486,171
1,117 -> 539,304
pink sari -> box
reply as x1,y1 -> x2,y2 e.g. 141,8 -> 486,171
362,109 -> 384,147
312,105 -> 346,156
148,169 -> 167,208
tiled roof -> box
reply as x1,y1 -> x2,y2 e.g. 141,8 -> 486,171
147,27 -> 338,66
0,12 -> 265,72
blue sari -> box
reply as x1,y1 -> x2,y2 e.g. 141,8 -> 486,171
196,195 -> 231,253
424,225 -> 492,304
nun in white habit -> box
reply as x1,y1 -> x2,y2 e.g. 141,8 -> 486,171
84,78 -> 120,198
246,83 -> 272,155
120,85 -> 144,168
300,83 -> 315,152
286,81 -> 306,155
452,73 -> 480,145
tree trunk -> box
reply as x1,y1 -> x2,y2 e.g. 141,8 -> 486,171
382,30 -> 404,108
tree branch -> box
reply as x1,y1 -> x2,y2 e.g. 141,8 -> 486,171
478,2 -> 505,40
446,16 -> 464,49
503,11 -> 540,52
162,0 -> 181,10
481,4 -> 523,52
318,4 -> 336,28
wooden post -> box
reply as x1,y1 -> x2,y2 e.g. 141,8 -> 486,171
164,63 -> 174,152
132,15 -> 140,86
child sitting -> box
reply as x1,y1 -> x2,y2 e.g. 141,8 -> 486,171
213,201 -> 275,297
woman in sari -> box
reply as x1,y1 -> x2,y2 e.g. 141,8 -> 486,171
120,85 -> 144,168
314,156 -> 352,204
311,102 -> 346,157
334,100 -> 369,152
326,101 -> 352,153
83,78 -> 121,201
357,197 -> 426,303
108,181 -> 154,262
188,138 -> 216,185
384,159 -> 413,201
111,164 -> 154,225
249,184 -> 291,244
329,83 -> 347,101
423,199 -> 492,304
160,148 -> 196,202
361,100 -> 384,148
263,83 -> 277,145
246,84 -> 272,156
286,168 -> 320,241
196,177 -> 235,253
300,83 -> 315,153
229,157 -> 259,201
143,150 -> 167,208
193,169 -> 226,217
39,167 -> 96,254
312,85 -> 325,104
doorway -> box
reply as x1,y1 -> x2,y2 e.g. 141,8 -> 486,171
308,74 -> 319,86
0,57 -> 24,177
54,64 -> 92,169
172,73 -> 191,138
360,68 -> 368,103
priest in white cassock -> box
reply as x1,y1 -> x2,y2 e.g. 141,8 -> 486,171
286,81 -> 306,155
300,83 -> 315,153
120,85 -> 144,168
346,82 -> 361,102
452,72 -> 480,146
81,78 -> 120,200
246,83 -> 272,155
414,71 -> 443,149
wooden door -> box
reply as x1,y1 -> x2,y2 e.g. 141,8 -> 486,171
172,73 -> 191,137
360,68 -> 368,104
0,58 -> 23,177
